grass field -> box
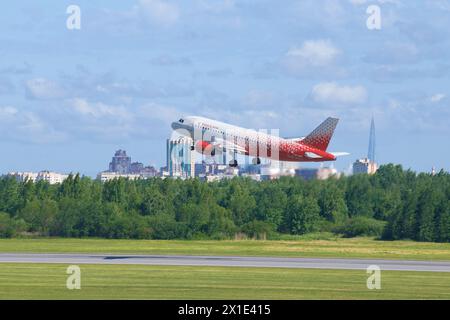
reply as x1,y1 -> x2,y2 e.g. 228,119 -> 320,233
1,263 -> 449,299
1,236 -> 450,261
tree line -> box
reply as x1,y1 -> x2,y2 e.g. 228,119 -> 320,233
0,164 -> 448,242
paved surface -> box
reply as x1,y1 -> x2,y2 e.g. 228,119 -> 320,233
1,253 -> 450,272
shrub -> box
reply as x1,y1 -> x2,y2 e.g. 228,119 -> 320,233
0,212 -> 26,238
241,220 -> 275,240
333,216 -> 386,238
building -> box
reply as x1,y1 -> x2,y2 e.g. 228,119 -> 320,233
129,162 -> 144,173
109,149 -> 131,174
259,161 -> 297,180
96,172 -> 141,182
139,166 -> 159,178
295,167 -> 339,180
295,168 -> 318,180
166,137 -> 195,178
353,158 -> 378,175
203,167 -> 239,182
37,171 -> 69,184
368,117 -> 376,163
7,172 -> 38,182
99,149 -> 158,181
353,117 -> 378,175
317,167 -> 339,180
8,171 -> 68,184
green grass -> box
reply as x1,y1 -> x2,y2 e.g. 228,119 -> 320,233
1,237 -> 450,261
0,263 -> 449,299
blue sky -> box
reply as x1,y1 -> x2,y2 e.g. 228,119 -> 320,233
0,0 -> 449,176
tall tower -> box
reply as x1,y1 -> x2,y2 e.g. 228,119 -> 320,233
353,117 -> 378,175
367,116 -> 376,163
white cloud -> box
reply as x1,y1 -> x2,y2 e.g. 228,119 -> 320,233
0,106 -> 66,143
70,98 -> 132,119
25,78 -> 65,100
138,0 -> 180,27
282,40 -> 342,76
310,82 -> 367,105
285,40 -> 340,67
0,106 -> 18,117
430,93 -> 446,103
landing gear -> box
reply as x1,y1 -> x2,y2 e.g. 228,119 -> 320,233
229,159 -> 238,167
252,157 -> 261,165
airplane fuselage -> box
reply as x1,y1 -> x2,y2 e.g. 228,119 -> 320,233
172,116 -> 337,163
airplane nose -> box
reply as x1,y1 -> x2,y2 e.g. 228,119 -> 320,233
171,122 -> 181,130
171,121 -> 194,136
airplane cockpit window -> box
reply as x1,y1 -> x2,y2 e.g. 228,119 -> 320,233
179,118 -> 184,123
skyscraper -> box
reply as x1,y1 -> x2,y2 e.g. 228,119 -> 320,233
109,149 -> 131,173
353,117 -> 378,175
368,116 -> 376,162
166,137 -> 195,178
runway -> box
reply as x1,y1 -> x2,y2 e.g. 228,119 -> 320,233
1,253 -> 450,272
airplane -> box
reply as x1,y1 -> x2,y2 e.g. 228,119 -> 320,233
171,116 -> 349,167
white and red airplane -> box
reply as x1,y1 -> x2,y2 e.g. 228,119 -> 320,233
171,116 -> 348,167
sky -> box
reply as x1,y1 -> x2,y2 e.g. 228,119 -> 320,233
0,0 -> 449,177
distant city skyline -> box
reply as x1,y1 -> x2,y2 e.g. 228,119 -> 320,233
1,1 -> 449,176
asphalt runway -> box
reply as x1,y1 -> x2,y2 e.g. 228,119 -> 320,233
1,253 -> 450,272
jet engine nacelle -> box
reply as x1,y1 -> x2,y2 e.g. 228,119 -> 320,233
195,140 -> 223,157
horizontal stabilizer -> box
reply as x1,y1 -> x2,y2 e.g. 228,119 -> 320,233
330,152 -> 350,157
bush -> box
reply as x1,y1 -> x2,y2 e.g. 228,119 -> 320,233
147,214 -> 186,239
333,216 -> 386,238
0,212 -> 15,238
0,212 -> 27,238
241,220 -> 275,239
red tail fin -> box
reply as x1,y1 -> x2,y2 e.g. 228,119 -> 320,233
301,117 -> 339,151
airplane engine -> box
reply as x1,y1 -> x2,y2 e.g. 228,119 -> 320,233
195,141 -> 223,157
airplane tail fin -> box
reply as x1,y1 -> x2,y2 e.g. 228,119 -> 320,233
301,117 -> 339,151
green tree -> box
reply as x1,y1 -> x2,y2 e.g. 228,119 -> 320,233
0,212 -> 16,237
345,175 -> 374,217
141,188 -> 171,216
285,195 -> 321,235
208,205 -> 236,238
176,202 -> 210,237
254,184 -> 287,229
19,199 -> 58,235
318,183 -> 348,224
225,183 -> 256,226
